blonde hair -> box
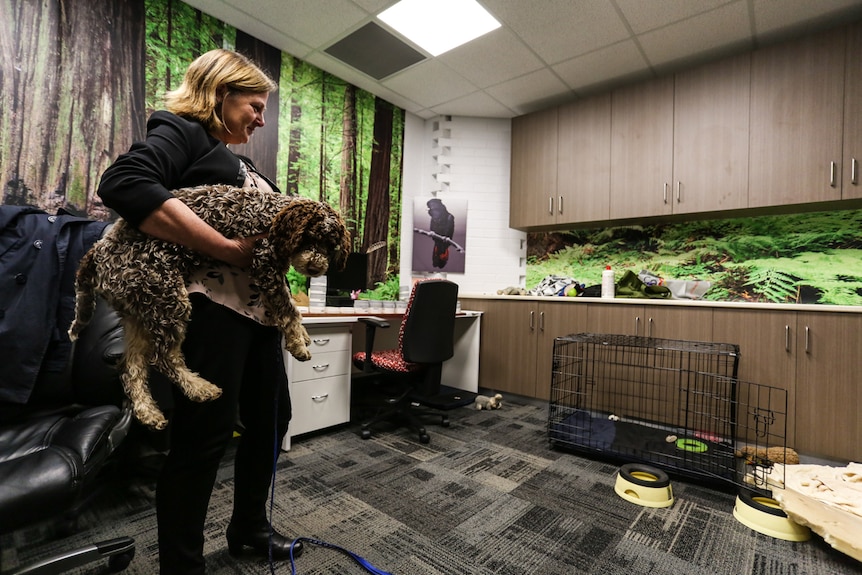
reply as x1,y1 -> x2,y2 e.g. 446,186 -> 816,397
165,49 -> 278,134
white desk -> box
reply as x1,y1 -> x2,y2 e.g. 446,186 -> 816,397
281,311 -> 481,450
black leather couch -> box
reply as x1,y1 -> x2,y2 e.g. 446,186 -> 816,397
0,213 -> 135,574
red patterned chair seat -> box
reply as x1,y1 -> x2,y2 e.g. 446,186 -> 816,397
352,349 -> 422,373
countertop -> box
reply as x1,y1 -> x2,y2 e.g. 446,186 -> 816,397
458,293 -> 862,314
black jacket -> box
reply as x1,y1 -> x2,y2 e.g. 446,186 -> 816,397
97,110 -> 279,225
0,207 -> 109,404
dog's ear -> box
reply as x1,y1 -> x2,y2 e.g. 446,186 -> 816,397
269,200 -> 310,261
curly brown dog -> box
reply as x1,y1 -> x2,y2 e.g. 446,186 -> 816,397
69,185 -> 350,430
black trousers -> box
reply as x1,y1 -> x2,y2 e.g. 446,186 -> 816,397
156,295 -> 291,574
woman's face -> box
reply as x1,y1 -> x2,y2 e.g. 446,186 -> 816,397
215,90 -> 269,145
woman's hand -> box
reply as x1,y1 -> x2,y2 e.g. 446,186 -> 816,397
222,234 -> 267,268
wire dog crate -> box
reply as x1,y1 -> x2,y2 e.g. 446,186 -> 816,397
548,333 -> 789,488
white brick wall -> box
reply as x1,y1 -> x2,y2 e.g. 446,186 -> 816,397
400,113 -> 525,296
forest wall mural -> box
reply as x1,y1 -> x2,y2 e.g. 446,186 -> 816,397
1,0 -> 405,290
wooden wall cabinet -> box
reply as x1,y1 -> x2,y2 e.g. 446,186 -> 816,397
556,94 -> 611,223
610,76 -> 675,220
510,107 -> 558,228
749,27 -> 846,207
844,21 -> 862,199
672,53 -> 750,214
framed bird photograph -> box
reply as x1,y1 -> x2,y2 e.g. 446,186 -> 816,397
412,196 -> 468,274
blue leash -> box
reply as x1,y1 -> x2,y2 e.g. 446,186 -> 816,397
267,343 -> 394,575
288,537 -> 395,575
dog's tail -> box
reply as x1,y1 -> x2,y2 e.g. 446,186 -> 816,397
68,249 -> 98,341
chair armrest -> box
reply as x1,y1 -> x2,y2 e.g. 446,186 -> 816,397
357,317 -> 390,373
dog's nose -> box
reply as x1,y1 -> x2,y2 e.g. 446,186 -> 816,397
305,263 -> 323,276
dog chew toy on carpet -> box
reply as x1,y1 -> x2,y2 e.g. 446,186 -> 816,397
68,185 -> 351,430
474,393 -> 503,410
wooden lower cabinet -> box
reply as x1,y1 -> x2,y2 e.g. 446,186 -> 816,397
468,299 -> 587,400
795,312 -> 861,462
586,302 -> 714,341
465,298 -> 859,461
713,309 -> 797,449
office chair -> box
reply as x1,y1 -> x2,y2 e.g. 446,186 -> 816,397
352,279 -> 473,444
0,212 -> 135,574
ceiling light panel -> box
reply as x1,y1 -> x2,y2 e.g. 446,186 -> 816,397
378,0 -> 502,56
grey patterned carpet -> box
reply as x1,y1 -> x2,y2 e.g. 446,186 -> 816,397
2,396 -> 860,575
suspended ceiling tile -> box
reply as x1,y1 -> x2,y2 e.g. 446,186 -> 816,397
428,90 -> 515,119
253,0 -> 369,49
616,0 -> 734,34
484,0 -> 630,64
553,39 -> 651,94
753,0 -> 862,38
382,59 -> 476,109
437,27 -> 545,90
639,2 -> 753,68
485,68 -> 573,115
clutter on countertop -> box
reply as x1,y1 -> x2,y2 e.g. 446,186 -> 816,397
639,269 -> 711,300
526,275 -> 584,297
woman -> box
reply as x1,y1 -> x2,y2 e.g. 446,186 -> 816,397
98,49 -> 302,574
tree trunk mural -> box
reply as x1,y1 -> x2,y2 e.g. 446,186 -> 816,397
285,56 -> 302,196
340,84 -> 357,249
231,31 -> 280,180
364,97 -> 394,285
318,68 -> 326,203
2,0 -> 406,293
1,0 -> 146,219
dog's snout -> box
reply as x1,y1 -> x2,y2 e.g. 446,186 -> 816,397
305,262 -> 325,276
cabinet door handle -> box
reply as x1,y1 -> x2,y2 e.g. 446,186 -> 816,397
676,181 -> 681,203
830,161 -> 837,188
804,325 -> 810,354
558,195 -> 563,215
663,183 -> 668,204
852,158 -> 859,185
635,316 -> 641,336
311,393 -> 329,401
648,317 -> 654,338
540,311 -> 545,332
548,197 -> 554,215
312,363 -> 330,371
312,338 -> 330,345
785,325 -> 790,352
530,310 -> 535,330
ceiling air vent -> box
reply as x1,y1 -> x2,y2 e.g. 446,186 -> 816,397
324,22 -> 426,80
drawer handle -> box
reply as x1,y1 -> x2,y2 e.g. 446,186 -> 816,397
311,393 -> 329,402
312,364 -> 330,371
312,338 -> 331,345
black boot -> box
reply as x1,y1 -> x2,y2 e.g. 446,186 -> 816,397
225,522 -> 303,560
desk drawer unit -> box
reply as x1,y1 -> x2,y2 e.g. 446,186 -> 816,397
283,325 -> 352,449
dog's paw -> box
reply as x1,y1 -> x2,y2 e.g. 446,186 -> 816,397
135,407 -> 168,431
290,346 -> 312,362
186,381 -> 223,402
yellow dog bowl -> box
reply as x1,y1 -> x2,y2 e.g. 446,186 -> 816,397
614,463 -> 674,508
733,490 -> 810,541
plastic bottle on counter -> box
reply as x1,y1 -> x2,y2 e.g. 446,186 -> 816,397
601,265 -> 615,299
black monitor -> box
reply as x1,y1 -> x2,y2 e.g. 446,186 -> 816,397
324,252 -> 368,306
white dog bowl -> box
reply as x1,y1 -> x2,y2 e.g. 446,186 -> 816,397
614,463 -> 674,508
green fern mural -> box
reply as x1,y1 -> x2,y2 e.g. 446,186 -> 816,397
526,208 -> 862,306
